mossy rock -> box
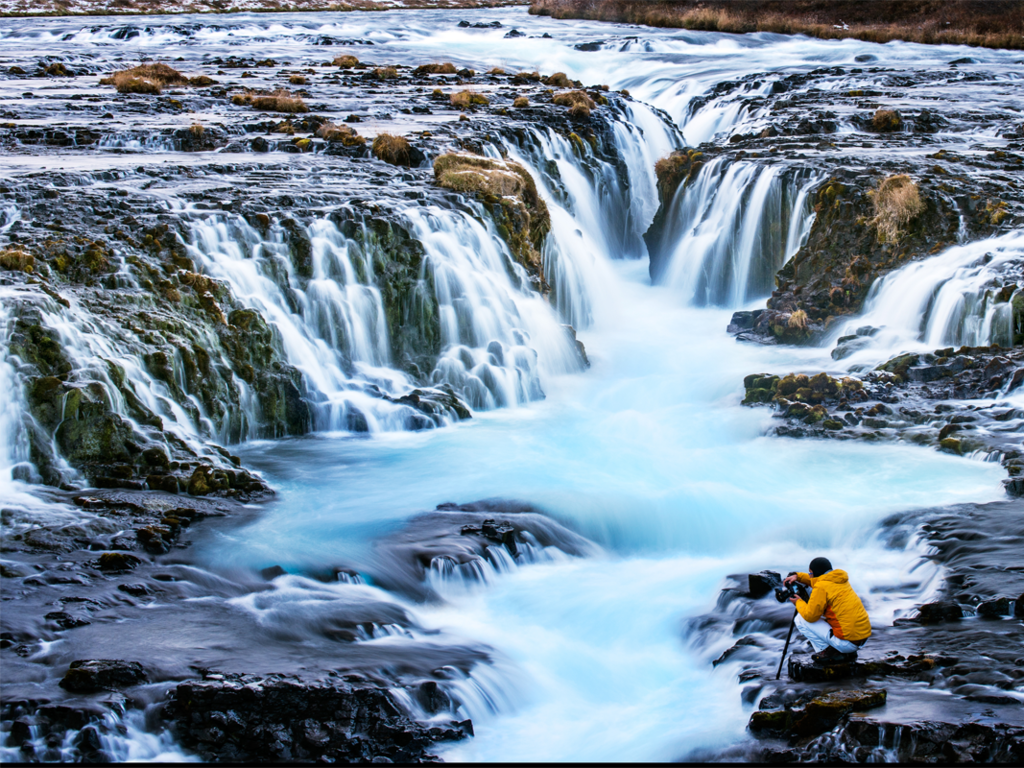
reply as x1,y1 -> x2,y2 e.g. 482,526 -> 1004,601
876,352 -> 920,382
939,437 -> 963,455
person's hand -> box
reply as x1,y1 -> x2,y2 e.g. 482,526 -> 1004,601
783,575 -> 797,586
788,596 -> 799,604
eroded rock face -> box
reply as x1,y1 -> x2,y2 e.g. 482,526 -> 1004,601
170,673 -> 470,763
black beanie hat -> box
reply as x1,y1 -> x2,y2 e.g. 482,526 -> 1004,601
809,557 -> 833,577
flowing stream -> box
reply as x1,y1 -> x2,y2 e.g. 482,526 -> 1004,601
1,6 -> 1022,762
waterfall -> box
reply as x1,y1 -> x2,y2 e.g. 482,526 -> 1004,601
184,204 -> 585,428
0,291 -> 32,483
649,157 -> 823,307
494,101 -> 680,329
831,231 -> 1024,365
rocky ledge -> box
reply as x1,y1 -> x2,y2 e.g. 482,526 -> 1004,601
683,498 -> 1024,763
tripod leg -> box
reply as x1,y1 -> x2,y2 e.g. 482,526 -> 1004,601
776,611 -> 797,680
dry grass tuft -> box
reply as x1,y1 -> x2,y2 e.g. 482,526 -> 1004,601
654,148 -> 704,201
100,63 -> 189,95
414,62 -> 458,75
289,74 -> 307,85
189,122 -> 204,136
372,133 -> 412,165
450,90 -> 490,108
0,247 -> 35,273
542,72 -> 574,87
870,174 -> 926,243
871,108 -> 903,132
373,67 -> 399,80
489,67 -> 506,75
189,75 -> 217,87
333,55 -> 360,67
513,96 -> 529,108
553,90 -> 596,117
316,122 -> 366,146
232,89 -> 308,113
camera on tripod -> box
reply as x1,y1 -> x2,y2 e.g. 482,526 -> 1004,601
775,580 -> 809,603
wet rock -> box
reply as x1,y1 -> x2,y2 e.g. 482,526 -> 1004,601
59,660 -> 147,692
747,570 -> 782,599
915,601 -> 964,624
97,552 -> 142,572
170,674 -> 468,763
260,564 -> 287,580
44,611 -> 91,630
976,597 -> 1012,619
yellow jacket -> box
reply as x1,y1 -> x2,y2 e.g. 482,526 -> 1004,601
794,569 -> 871,642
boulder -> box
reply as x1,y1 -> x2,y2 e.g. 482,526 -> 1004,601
59,660 -> 147,692
747,570 -> 782,599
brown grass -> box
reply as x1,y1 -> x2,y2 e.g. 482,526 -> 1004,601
0,247 -> 35,273
289,74 -> 307,85
513,96 -> 529,108
553,89 -> 596,117
489,67 -> 506,75
373,66 -> 399,80
232,89 -> 308,113
333,54 -> 359,67
414,62 -> 458,75
189,75 -> 216,87
315,122 -> 366,145
372,133 -> 412,165
870,174 -> 926,243
871,108 -> 903,132
542,72 -> 574,87
100,63 -> 189,94
450,90 -> 490,108
654,149 -> 704,201
529,0 -> 1024,50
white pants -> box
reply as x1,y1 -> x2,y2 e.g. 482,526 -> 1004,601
794,613 -> 861,654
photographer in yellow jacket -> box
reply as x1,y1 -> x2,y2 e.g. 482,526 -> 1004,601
783,556 -> 872,662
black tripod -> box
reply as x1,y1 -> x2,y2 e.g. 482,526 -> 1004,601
775,610 -> 797,680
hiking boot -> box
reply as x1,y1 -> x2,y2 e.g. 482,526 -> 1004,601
812,646 -> 857,663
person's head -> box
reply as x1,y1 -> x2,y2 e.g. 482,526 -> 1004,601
809,557 -> 833,578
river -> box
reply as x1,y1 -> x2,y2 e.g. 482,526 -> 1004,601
1,5 -> 1021,762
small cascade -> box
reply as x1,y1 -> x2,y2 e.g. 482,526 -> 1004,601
831,231 -> 1024,364
0,293 -> 31,483
495,103 -> 679,329
426,538 -> 573,598
650,157 -> 822,306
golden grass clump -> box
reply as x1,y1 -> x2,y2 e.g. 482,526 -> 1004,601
553,89 -> 596,117
488,67 -> 506,75
450,90 -> 489,109
513,96 -> 529,108
316,122 -> 366,146
414,62 -> 458,75
871,108 -> 903,132
653,148 -> 704,201
289,74 -> 307,85
372,133 -> 413,166
100,63 -> 189,95
542,72 -> 574,87
0,247 -> 35,273
870,174 -> 926,243
373,66 -> 399,80
787,309 -> 808,330
232,89 -> 308,113
333,54 -> 359,67
189,122 -> 204,136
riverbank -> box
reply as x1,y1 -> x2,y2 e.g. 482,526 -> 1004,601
0,0 -> 526,19
528,0 -> 1024,50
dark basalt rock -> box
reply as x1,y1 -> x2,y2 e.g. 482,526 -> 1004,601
747,570 -> 782,599
750,688 -> 886,739
59,659 -> 147,692
170,674 -> 469,763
